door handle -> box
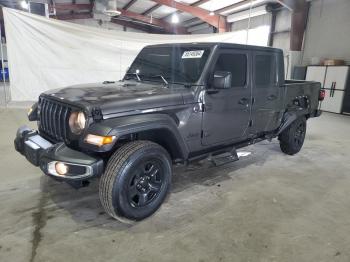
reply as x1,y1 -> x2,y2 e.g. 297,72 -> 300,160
267,94 -> 277,100
330,82 -> 336,97
238,98 -> 249,106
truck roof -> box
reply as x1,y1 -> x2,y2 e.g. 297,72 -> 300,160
144,42 -> 283,53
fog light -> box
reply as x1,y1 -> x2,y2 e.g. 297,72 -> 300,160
85,134 -> 116,147
55,162 -> 69,175
48,161 -> 69,176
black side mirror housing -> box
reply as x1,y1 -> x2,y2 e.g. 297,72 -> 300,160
213,71 -> 232,89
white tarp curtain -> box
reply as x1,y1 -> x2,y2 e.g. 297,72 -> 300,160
4,8 -> 259,101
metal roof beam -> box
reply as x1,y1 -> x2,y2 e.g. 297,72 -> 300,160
53,3 -> 92,11
150,0 -> 227,32
123,0 -> 138,10
51,3 -> 187,33
52,13 -> 93,20
142,4 -> 162,16
117,8 -> 188,34
214,0 -> 255,14
276,0 -> 295,11
162,0 -> 213,21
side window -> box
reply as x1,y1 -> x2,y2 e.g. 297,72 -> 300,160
214,53 -> 247,87
255,54 -> 276,86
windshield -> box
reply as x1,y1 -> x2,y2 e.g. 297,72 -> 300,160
126,46 -> 211,84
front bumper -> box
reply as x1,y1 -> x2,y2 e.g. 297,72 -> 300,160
14,126 -> 104,182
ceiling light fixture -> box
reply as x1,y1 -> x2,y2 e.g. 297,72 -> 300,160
209,11 -> 215,16
20,0 -> 29,10
171,13 -> 179,24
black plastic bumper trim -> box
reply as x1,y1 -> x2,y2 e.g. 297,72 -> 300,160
14,126 -> 104,181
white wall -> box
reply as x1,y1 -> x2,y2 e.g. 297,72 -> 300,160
190,27 -> 214,34
188,23 -> 214,34
230,13 -> 272,46
230,12 -> 271,32
189,12 -> 272,42
302,0 -> 350,65
271,0 -> 350,72
272,9 -> 292,77
272,9 -> 291,54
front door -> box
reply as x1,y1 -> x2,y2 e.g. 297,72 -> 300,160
201,49 -> 252,146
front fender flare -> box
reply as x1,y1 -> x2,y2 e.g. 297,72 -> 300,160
84,114 -> 189,158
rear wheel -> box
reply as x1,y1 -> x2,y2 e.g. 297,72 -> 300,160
99,141 -> 172,221
279,116 -> 307,155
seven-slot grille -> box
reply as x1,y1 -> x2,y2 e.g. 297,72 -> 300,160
38,97 -> 71,142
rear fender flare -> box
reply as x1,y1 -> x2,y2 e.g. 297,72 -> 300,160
277,110 -> 308,135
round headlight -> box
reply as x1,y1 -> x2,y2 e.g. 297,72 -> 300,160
69,111 -> 86,134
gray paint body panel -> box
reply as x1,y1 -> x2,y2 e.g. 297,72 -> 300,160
35,43 -> 321,161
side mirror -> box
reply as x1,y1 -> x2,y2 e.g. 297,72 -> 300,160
213,71 -> 232,89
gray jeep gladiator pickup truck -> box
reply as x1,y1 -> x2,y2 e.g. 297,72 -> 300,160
15,43 -> 324,221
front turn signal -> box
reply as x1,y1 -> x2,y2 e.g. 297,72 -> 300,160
85,134 -> 116,147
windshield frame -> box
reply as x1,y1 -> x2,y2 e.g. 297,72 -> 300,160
124,45 -> 215,86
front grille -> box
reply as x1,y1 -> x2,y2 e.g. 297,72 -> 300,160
38,97 -> 71,142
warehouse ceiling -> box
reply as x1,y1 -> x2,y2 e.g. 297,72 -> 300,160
0,0 -> 293,33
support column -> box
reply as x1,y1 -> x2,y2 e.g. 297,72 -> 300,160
290,0 -> 309,51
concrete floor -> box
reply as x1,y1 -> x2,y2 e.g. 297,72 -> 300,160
0,108 -> 350,262
0,83 -> 11,107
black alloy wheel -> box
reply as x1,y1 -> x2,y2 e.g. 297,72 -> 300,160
128,159 -> 164,208
294,121 -> 306,147
279,116 -> 307,155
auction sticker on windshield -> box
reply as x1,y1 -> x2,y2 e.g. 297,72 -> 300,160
182,50 -> 205,59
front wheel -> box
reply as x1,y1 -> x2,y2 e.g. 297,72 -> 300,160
279,116 -> 307,155
99,141 -> 172,221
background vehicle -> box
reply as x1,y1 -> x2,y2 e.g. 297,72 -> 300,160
15,43 -> 323,221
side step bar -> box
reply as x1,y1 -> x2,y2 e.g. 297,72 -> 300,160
208,148 -> 239,167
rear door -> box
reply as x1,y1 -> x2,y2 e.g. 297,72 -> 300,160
251,51 -> 281,134
201,49 -> 252,146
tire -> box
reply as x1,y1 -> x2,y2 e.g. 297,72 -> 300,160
279,116 -> 307,155
99,141 -> 172,221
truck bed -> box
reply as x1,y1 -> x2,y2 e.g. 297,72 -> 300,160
282,79 -> 321,115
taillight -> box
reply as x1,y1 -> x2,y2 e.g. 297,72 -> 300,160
319,89 -> 325,101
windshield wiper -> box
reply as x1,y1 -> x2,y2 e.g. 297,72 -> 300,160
124,72 -> 141,82
149,74 -> 168,87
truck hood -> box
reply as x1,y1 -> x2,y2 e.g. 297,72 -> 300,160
43,81 -> 195,115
